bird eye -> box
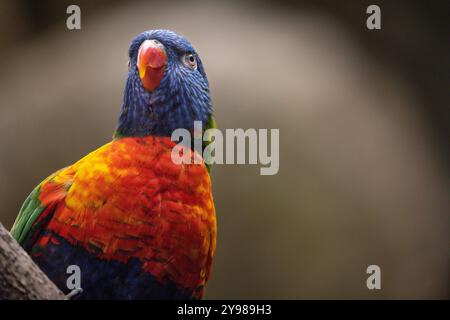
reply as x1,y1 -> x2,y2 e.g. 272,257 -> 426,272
182,53 -> 197,70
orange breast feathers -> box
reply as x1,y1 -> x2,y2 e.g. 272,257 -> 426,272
39,136 -> 216,290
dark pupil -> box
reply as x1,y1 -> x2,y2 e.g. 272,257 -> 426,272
189,55 -> 195,63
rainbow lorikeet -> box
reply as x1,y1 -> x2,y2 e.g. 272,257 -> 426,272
10,30 -> 217,299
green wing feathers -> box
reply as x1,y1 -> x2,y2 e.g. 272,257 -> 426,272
203,116 -> 217,173
10,167 -> 73,245
10,186 -> 45,244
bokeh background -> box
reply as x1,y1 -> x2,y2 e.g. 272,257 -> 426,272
0,0 -> 448,299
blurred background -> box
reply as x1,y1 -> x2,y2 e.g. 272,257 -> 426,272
0,0 -> 448,299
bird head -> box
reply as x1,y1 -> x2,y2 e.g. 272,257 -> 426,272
115,30 -> 213,137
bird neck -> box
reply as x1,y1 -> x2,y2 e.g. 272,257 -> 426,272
114,72 -> 213,139
114,75 -> 179,138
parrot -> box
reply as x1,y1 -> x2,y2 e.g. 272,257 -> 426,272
10,29 -> 217,300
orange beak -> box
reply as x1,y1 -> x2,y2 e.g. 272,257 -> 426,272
137,40 -> 167,91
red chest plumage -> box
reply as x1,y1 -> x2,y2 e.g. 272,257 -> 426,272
36,136 -> 216,293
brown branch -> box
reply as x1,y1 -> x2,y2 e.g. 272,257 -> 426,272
0,223 -> 66,300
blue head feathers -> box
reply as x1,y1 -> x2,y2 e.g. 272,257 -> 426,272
115,30 -> 213,137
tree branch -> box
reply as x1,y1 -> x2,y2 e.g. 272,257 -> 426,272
0,223 -> 66,300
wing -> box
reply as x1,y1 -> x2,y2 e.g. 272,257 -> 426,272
10,166 -> 76,248
11,138 -> 113,246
